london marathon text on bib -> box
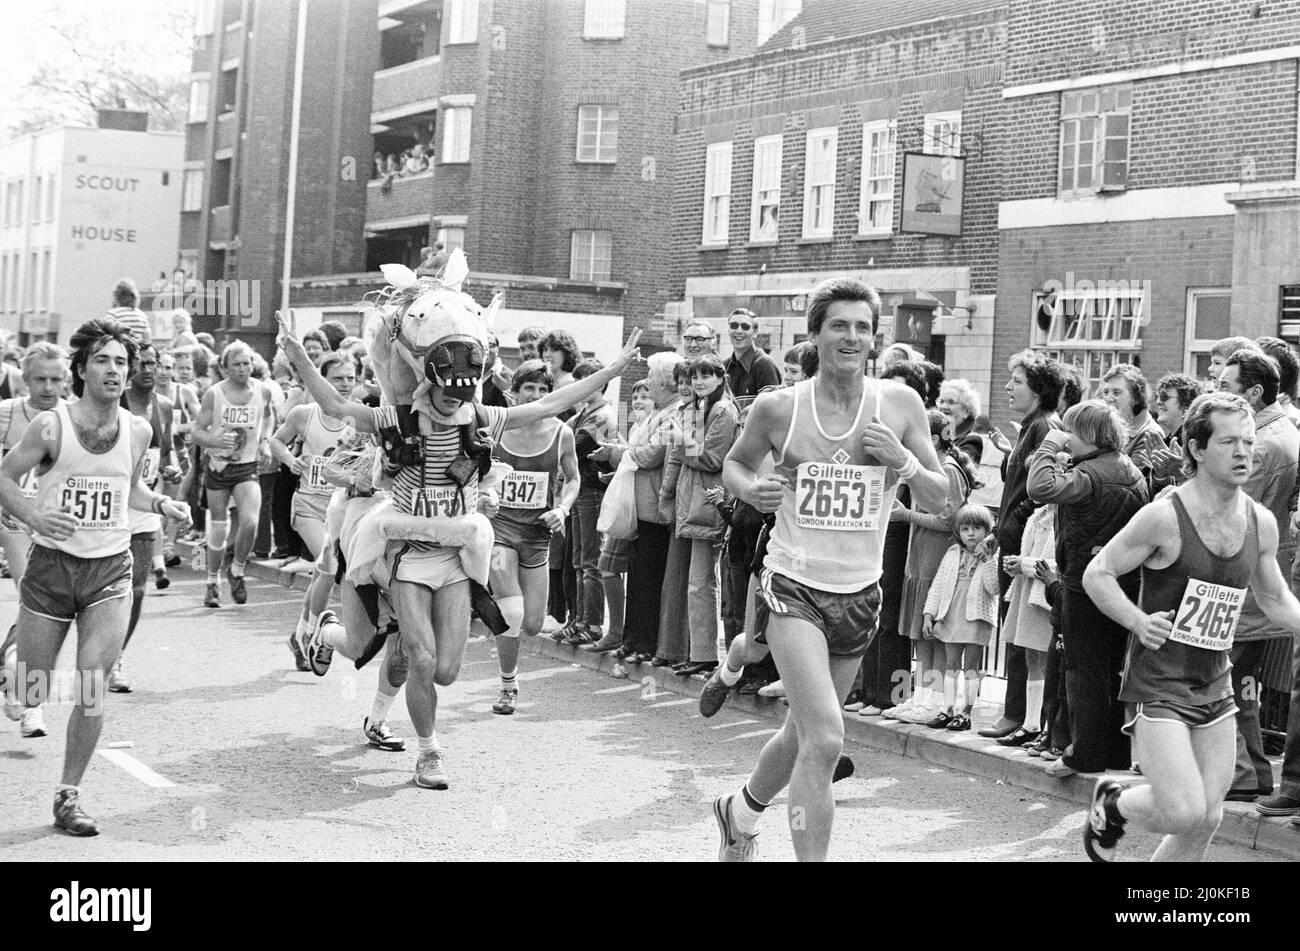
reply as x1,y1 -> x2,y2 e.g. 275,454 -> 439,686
412,485 -> 469,519
1167,578 -> 1246,651
59,476 -> 128,531
500,471 -> 549,510
793,461 -> 886,531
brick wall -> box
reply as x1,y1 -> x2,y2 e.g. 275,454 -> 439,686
991,217 -> 1236,428
673,9 -> 1007,302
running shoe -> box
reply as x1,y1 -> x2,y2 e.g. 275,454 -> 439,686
363,718 -> 406,752
287,634 -> 309,672
304,610 -> 337,677
227,569 -> 247,605
842,691 -> 866,712
1083,779 -> 1126,862
53,788 -> 98,837
107,661 -> 132,694
698,667 -> 735,718
153,567 -> 170,591
164,550 -> 182,569
414,748 -> 449,789
492,688 -> 518,715
713,794 -> 758,862
20,706 -> 47,738
757,679 -> 786,699
204,583 -> 220,608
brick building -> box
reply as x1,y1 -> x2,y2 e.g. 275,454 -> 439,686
280,0 -> 783,385
181,0 -> 375,354
671,0 -> 1008,407
994,0 -> 1300,421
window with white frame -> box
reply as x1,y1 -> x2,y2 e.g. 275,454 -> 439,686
571,230 -> 612,281
859,120 -> 896,235
584,0 -> 625,39
182,169 -> 205,212
442,107 -> 472,163
12,181 -> 23,227
42,249 -> 51,310
24,252 -> 37,311
45,175 -> 55,220
702,142 -> 732,245
31,177 -> 42,220
757,0 -> 801,46
576,105 -> 619,163
802,127 -> 836,239
749,134 -> 781,242
1059,85 -> 1131,195
446,0 -> 479,43
437,226 -> 465,254
707,0 -> 730,46
923,110 -> 961,156
1032,284 -> 1147,396
188,80 -> 210,123
1184,288 -> 1232,379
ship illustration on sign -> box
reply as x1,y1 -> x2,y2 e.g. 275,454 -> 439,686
913,163 -> 954,214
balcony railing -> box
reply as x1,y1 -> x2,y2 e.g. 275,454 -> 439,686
209,204 -> 233,245
366,171 -> 434,224
215,111 -> 238,153
372,55 -> 440,119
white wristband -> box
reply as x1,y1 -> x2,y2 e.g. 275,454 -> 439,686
896,453 -> 921,482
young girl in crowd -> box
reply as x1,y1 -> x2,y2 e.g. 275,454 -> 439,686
922,504 -> 1000,731
884,409 -> 978,723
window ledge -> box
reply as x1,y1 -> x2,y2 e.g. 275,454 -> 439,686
582,34 -> 626,41
444,40 -> 479,47
796,236 -> 834,245
853,232 -> 893,242
745,240 -> 778,248
574,159 -> 618,165
438,160 -> 471,166
697,242 -> 729,252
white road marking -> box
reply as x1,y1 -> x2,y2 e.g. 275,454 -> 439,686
647,698 -> 694,708
600,712 -> 637,720
729,729 -> 779,741
593,684 -> 642,695
97,749 -> 176,788
710,718 -> 760,730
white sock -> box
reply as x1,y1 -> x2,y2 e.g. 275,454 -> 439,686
152,554 -> 164,570
56,783 -> 79,794
231,561 -> 246,577
370,690 -> 397,725
321,618 -> 347,651
731,786 -> 767,835
417,732 -> 440,753
720,662 -> 744,687
296,615 -> 310,638
500,668 -> 518,691
1024,678 -> 1044,733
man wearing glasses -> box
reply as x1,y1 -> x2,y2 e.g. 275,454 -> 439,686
679,321 -> 717,361
724,309 -> 781,401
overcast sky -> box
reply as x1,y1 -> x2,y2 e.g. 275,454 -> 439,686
1,0 -> 192,135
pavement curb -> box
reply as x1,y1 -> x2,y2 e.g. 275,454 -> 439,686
180,540 -> 1300,860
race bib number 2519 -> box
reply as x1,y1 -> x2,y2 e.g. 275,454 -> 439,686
1167,578 -> 1245,652
793,461 -> 885,532
58,476 -> 127,531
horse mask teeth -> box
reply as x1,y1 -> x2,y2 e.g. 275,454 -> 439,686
426,339 -> 485,401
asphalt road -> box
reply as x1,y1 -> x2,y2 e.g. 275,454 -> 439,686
0,567 -> 1282,862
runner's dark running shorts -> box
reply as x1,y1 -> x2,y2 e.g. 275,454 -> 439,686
21,545 -> 133,623
753,568 -> 881,658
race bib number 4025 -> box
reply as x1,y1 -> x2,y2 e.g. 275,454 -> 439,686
793,462 -> 885,532
220,405 -> 256,429
500,471 -> 548,510
1167,578 -> 1245,651
59,476 -> 128,531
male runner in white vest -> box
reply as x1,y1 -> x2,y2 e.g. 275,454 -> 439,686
716,277 -> 949,861
0,318 -> 191,836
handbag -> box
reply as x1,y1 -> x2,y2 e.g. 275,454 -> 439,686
596,452 -> 638,539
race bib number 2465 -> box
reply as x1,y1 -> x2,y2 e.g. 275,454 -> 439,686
1167,578 -> 1245,651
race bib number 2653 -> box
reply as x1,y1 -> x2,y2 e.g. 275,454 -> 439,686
1167,578 -> 1245,652
793,461 -> 885,532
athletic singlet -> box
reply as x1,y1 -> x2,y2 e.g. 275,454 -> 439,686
123,392 -> 165,535
31,403 -> 136,559
492,423 -> 562,529
763,379 -> 898,593
296,404 -> 349,497
0,398 -> 48,503
207,379 -> 268,470
158,381 -> 191,451
388,404 -> 508,552
1119,492 -> 1258,706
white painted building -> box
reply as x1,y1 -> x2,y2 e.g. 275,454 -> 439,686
0,123 -> 183,346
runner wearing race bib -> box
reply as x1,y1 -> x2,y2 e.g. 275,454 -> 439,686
0,342 -> 68,739
1082,392 -> 1300,863
155,349 -> 199,573
487,360 -> 579,715
277,307 -> 641,794
709,278 -> 949,862
0,318 -> 190,838
115,344 -> 179,694
193,342 -> 275,608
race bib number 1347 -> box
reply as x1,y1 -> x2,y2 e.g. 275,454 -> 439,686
793,461 -> 885,532
1167,578 -> 1245,652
